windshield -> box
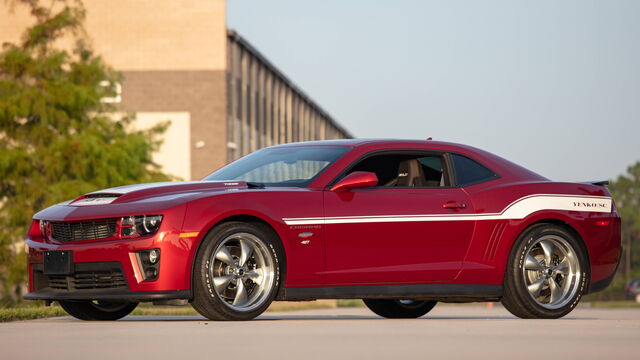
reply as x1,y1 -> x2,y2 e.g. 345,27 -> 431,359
204,146 -> 351,187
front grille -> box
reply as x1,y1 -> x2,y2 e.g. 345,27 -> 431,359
33,262 -> 128,291
48,271 -> 127,290
51,219 -> 117,242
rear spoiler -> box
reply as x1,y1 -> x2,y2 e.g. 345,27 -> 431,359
581,180 -> 609,187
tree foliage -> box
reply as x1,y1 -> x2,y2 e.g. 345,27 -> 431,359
609,162 -> 640,271
0,0 -> 169,303
584,162 -> 640,301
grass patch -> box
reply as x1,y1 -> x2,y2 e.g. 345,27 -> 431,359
0,307 -> 66,322
589,301 -> 640,308
337,299 -> 364,308
0,298 -> 369,322
131,306 -> 198,316
267,300 -> 336,312
134,300 -> 361,316
132,300 -> 337,316
0,300 -> 341,321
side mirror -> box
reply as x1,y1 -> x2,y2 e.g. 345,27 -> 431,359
330,171 -> 378,192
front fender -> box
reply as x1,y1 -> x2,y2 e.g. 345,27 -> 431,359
179,189 -> 325,289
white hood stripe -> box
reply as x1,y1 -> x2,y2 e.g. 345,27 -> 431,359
71,181 -> 239,206
91,182 -> 200,195
282,194 -> 612,226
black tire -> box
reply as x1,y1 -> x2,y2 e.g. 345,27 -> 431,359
501,223 -> 589,319
191,221 -> 283,321
59,300 -> 138,321
363,299 -> 437,318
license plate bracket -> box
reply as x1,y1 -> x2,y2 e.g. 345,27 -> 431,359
43,250 -> 73,275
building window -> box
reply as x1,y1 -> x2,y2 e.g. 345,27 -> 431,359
226,32 -> 352,161
99,80 -> 122,104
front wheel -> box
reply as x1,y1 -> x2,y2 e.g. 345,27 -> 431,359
59,300 -> 138,320
364,299 -> 437,318
191,221 -> 282,321
501,224 -> 589,319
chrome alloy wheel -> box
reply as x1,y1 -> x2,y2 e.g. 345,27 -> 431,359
522,235 -> 581,309
209,232 -> 275,312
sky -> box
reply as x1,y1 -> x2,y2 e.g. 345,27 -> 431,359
227,0 -> 640,182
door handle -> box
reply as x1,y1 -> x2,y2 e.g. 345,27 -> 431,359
443,201 -> 467,210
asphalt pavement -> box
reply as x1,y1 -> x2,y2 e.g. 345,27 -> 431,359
2,304 -> 639,360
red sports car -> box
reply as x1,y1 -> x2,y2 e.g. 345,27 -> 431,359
25,139 -> 621,320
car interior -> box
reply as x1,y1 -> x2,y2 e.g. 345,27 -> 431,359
347,154 -> 448,187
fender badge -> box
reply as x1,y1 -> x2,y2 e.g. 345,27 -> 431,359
298,232 -> 313,245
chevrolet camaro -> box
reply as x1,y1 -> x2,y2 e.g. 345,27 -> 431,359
24,139 -> 621,320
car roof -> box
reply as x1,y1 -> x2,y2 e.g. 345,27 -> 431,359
272,139 -> 500,158
273,138 -> 471,150
273,138 -> 548,182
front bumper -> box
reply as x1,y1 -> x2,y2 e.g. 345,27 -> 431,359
24,290 -> 191,302
24,230 -> 200,301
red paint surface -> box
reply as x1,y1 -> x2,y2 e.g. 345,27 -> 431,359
25,140 -> 621,296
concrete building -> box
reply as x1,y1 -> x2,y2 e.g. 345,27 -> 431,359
0,0 -> 352,180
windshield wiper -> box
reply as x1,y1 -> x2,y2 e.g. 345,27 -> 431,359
246,182 -> 266,189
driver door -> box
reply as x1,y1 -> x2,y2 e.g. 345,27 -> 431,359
322,152 -> 475,285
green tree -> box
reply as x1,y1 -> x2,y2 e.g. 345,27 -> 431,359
609,162 -> 640,278
0,0 -> 169,303
586,161 -> 640,301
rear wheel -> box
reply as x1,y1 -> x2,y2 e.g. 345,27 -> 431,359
191,222 -> 282,321
59,300 -> 138,321
363,299 -> 437,318
502,224 -> 588,319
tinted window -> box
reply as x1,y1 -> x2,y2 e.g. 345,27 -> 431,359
451,154 -> 497,186
347,153 -> 448,187
206,146 -> 350,187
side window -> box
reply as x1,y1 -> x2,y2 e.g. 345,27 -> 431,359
451,154 -> 497,186
347,153 -> 449,187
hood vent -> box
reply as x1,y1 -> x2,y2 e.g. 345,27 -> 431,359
84,193 -> 123,198
70,193 -> 122,206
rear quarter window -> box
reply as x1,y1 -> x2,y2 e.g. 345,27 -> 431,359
451,154 -> 498,186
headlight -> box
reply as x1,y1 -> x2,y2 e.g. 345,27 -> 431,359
136,215 -> 162,235
120,215 -> 163,237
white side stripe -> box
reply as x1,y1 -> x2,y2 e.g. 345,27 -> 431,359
282,194 -> 612,226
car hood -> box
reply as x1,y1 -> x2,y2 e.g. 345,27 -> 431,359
69,181 -> 251,206
33,181 -> 253,221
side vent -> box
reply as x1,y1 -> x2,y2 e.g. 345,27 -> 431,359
482,222 -> 507,261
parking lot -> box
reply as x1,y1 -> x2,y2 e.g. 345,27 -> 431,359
2,304 -> 639,360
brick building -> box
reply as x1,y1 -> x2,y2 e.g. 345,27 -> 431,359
0,0 -> 352,180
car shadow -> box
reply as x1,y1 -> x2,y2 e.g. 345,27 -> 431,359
101,314 -> 594,322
